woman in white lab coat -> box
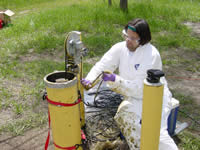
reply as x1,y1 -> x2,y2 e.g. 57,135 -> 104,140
82,18 -> 178,150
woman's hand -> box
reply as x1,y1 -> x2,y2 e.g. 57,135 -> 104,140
102,73 -> 116,82
81,78 -> 92,89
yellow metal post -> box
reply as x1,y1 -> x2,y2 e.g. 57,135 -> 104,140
140,77 -> 164,150
78,33 -> 85,127
44,71 -> 82,150
78,60 -> 85,127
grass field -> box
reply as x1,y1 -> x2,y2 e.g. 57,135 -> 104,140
0,0 -> 200,149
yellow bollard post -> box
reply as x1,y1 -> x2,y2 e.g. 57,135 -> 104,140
44,71 -> 82,150
140,69 -> 165,150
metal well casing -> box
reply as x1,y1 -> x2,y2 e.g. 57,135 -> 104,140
44,71 -> 82,150
140,79 -> 164,150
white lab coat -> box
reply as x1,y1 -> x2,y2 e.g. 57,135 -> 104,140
86,41 -> 178,150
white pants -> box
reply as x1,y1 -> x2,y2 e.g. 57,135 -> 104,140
159,130 -> 178,150
114,100 -> 178,150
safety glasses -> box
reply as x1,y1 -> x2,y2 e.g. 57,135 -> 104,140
122,29 -> 140,42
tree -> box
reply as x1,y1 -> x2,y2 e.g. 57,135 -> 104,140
120,0 -> 128,11
108,0 -> 112,6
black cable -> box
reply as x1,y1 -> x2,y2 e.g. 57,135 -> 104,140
84,89 -> 123,144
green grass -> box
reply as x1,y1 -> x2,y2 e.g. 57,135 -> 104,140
12,102 -> 24,115
177,131 -> 200,150
0,0 -> 63,10
83,63 -> 94,77
0,0 -> 200,149
1,0 -> 200,60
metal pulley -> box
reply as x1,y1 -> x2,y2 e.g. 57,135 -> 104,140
65,31 -> 88,65
64,31 -> 88,78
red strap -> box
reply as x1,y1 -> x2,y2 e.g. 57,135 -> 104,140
46,96 -> 81,107
44,96 -> 82,150
81,130 -> 86,140
45,110 -> 51,150
54,142 -> 77,150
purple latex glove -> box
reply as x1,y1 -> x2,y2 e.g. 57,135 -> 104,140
81,78 -> 92,89
102,73 -> 116,82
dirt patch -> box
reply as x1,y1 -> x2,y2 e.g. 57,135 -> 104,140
184,22 -> 200,37
0,110 -> 14,127
19,49 -> 64,63
1,78 -> 30,99
18,10 -> 31,15
167,76 -> 200,104
0,125 -> 54,150
1,78 -> 36,107
84,56 -> 101,65
162,49 -> 200,105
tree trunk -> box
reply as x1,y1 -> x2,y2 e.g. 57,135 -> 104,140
108,0 -> 112,6
120,0 -> 128,11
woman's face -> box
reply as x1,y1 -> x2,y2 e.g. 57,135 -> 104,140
125,29 -> 140,52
